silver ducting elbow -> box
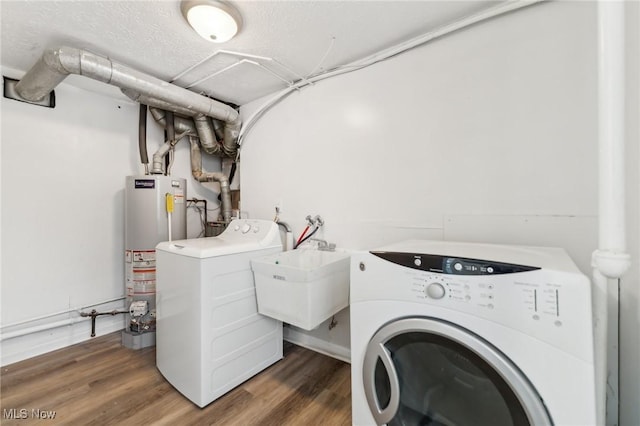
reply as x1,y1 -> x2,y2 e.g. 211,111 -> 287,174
122,91 -> 237,159
151,141 -> 172,174
15,48 -> 71,101
143,95 -> 236,158
212,119 -> 225,141
16,47 -> 115,101
148,107 -> 198,137
189,136 -> 233,223
217,179 -> 233,223
222,118 -> 241,158
193,115 -> 221,156
189,136 -> 204,177
15,46 -> 241,155
197,175 -> 231,223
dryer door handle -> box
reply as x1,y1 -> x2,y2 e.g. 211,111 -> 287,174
363,343 -> 400,425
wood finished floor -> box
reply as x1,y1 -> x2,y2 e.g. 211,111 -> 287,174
1,332 -> 352,425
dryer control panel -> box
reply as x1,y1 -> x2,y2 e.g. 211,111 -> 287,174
370,251 -> 561,320
371,251 -> 540,275
351,242 -> 593,364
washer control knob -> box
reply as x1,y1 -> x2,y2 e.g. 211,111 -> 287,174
454,263 -> 463,271
241,223 -> 251,234
426,283 -> 446,299
414,258 -> 422,267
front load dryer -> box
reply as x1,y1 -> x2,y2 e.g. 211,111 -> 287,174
350,240 -> 596,426
156,219 -> 283,407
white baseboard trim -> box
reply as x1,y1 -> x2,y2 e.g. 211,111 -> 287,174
1,316 -> 125,366
1,300 -> 128,366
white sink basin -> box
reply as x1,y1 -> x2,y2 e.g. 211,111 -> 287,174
251,249 -> 351,330
259,249 -> 350,280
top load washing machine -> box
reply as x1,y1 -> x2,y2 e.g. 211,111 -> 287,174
350,240 -> 596,426
155,219 -> 283,408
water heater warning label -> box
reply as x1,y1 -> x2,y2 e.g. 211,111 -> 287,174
132,250 -> 155,263
174,189 -> 185,204
125,250 -> 157,296
125,249 -> 155,264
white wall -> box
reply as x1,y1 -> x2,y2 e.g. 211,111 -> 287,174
622,3 -> 640,426
240,2 -> 638,425
0,71 -> 224,365
0,74 -> 136,364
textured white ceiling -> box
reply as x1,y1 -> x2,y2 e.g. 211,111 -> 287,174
1,0 -> 497,106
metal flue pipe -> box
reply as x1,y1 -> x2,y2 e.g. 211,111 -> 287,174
121,89 -> 203,118
148,107 -> 198,137
193,115 -> 222,155
16,46 -> 238,120
189,136 -> 233,223
120,89 -> 237,157
133,94 -> 234,158
138,104 -> 149,174
148,107 -> 223,156
15,46 -> 240,157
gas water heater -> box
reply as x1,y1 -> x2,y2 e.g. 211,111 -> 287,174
123,175 -> 186,349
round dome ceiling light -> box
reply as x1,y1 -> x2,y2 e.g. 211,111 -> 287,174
181,0 -> 242,43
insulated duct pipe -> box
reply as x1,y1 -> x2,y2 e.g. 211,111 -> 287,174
148,107 -> 223,156
165,110 -> 175,175
139,104 -> 149,174
592,2 -> 631,425
212,118 -> 225,142
193,115 -> 222,156
15,46 -> 240,157
121,89 -> 238,158
148,107 -> 198,137
133,93 -> 231,158
151,140 -> 173,175
189,136 -> 232,223
166,111 -> 175,145
122,89 -> 203,119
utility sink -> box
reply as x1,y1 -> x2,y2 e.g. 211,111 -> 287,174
251,249 -> 351,331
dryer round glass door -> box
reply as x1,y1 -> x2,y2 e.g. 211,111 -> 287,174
362,317 -> 552,426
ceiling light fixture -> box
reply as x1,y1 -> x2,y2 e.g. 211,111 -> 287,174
181,0 -> 242,43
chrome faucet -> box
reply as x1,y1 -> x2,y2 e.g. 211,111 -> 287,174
309,238 -> 336,251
